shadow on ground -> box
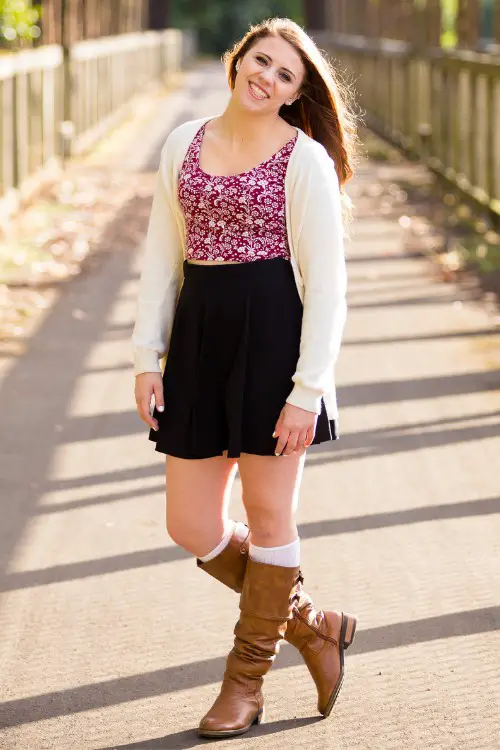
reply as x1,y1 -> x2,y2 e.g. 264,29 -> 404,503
0,605 -> 498,730
97,717 -> 323,749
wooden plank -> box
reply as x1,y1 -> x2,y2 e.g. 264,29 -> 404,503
0,80 -> 16,197
485,74 -> 495,202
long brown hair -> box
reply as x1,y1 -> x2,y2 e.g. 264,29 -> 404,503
222,17 -> 358,192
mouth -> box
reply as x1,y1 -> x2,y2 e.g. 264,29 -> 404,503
248,81 -> 269,100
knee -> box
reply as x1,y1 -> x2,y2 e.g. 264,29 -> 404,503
166,514 -> 203,554
166,511 -> 224,558
245,501 -> 295,545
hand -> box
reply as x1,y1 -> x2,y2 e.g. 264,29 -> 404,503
135,372 -> 164,431
273,403 -> 318,456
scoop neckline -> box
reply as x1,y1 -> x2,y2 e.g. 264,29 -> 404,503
196,120 -> 298,179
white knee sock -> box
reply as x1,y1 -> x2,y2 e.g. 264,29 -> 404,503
249,538 -> 300,567
198,520 -> 247,563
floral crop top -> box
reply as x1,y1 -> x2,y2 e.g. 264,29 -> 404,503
178,121 -> 298,263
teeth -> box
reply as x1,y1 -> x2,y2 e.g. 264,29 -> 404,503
249,82 -> 268,99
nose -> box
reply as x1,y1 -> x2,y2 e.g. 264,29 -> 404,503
258,68 -> 274,88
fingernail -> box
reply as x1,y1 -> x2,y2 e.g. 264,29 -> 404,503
272,432 -> 277,438
157,406 -> 164,412
274,452 -> 280,456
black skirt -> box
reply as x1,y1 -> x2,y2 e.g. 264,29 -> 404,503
149,257 -> 337,459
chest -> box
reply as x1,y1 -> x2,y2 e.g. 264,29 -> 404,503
199,142 -> 276,177
199,128 -> 295,178
178,129 -> 293,222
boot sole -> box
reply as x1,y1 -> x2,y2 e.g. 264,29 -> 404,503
322,612 -> 357,719
198,707 -> 265,738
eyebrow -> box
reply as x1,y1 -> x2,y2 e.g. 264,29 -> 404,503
254,51 -> 296,79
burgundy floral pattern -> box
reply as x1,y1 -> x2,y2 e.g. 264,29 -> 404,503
178,122 -> 297,263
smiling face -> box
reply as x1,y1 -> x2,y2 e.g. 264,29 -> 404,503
235,34 -> 305,112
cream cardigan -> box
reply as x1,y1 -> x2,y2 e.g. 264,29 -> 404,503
132,115 -> 347,418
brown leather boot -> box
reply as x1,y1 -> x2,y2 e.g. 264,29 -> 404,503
289,580 -> 357,716
198,560 -> 301,738
197,524 -> 357,717
196,522 -> 249,592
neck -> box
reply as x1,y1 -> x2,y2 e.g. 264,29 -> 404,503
215,98 -> 284,144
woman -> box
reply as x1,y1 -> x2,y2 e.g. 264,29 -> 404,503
132,17 -> 357,738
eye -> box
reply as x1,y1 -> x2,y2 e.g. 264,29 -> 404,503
255,54 -> 292,82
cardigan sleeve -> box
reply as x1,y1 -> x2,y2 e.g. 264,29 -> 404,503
286,146 -> 347,414
131,140 -> 184,375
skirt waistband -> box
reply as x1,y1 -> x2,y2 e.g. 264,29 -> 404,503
183,257 -> 294,291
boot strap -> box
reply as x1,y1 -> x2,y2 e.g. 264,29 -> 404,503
292,606 -> 339,646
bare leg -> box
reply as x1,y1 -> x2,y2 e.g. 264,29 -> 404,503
165,452 -> 238,558
237,452 -> 306,548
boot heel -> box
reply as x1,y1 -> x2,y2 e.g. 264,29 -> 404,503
340,613 -> 357,650
255,707 -> 265,725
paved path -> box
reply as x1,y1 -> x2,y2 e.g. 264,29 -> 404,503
1,61 -> 499,750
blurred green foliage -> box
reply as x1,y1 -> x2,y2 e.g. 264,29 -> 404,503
0,0 -> 41,48
441,0 -> 458,48
172,0 -> 303,55
441,0 -> 496,48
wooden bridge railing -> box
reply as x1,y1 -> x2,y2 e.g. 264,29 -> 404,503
323,33 -> 500,223
0,28 -> 195,223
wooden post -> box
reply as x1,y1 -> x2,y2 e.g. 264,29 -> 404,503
324,0 -> 334,32
128,0 -> 136,31
39,0 -> 57,45
101,1 -> 111,35
457,0 -> 467,46
358,0 -> 367,36
340,0 -> 349,34
467,0 -> 480,48
457,0 -> 480,48
59,0 -> 75,161
109,0 -> 120,35
361,0 -> 370,36
344,0 -> 354,33
379,0 -> 391,38
333,0 -> 342,33
427,0 -> 442,48
401,0 -> 414,44
303,0 -> 326,30
80,0 -> 87,40
366,0 -> 379,38
148,0 -> 171,29
393,0 -> 406,41
54,0 -> 62,43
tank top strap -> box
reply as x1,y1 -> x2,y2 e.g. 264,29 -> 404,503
182,123 -> 204,171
